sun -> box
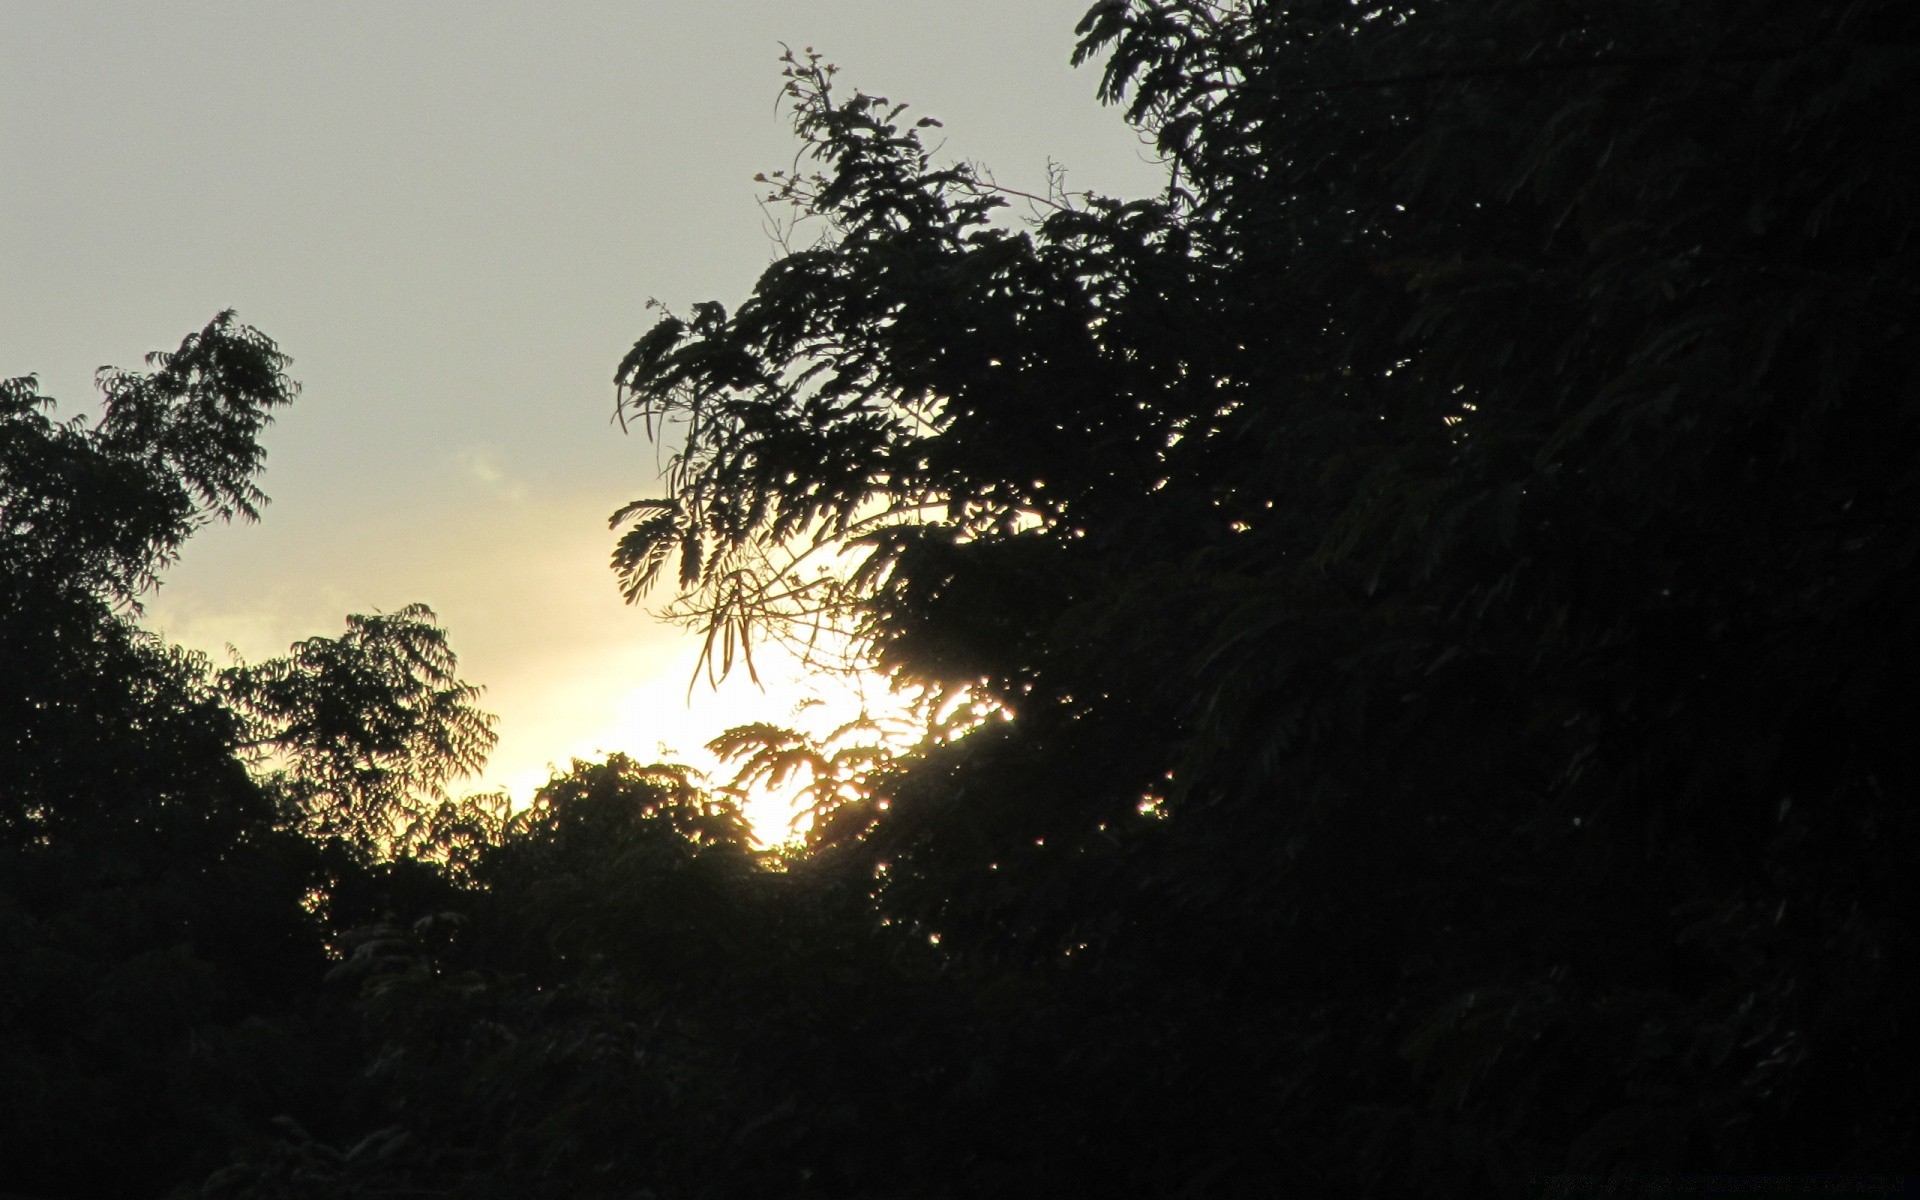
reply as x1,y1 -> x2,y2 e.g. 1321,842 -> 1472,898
483,632 -> 904,847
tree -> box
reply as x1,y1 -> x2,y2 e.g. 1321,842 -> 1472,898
202,754 -> 949,1200
612,2 -> 1919,1191
2,311 -> 293,612
1,315 -> 331,1195
1,316 -> 500,1196
219,603 -> 498,858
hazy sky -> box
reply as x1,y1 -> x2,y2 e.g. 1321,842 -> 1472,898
1,1 -> 1165,828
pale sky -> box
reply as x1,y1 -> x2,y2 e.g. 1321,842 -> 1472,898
1,1 -> 1165,835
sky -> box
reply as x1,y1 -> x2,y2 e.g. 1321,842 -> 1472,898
1,1 -> 1166,837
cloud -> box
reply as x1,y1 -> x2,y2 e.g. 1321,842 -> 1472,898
454,445 -> 530,503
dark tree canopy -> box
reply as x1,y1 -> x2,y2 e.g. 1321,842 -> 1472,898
1,318 -> 497,1196
4,1 -> 1917,1196
2,313 -> 296,857
607,0 -> 1920,1190
2,316 -> 317,1194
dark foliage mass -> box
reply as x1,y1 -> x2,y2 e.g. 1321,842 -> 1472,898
4,1 -> 1917,1196
1,318 -> 492,1195
608,0 -> 1918,1189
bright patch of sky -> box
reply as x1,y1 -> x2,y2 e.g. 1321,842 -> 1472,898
1,1 -> 1167,835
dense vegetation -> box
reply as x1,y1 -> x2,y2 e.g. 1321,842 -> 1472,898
3,1 -> 1915,1195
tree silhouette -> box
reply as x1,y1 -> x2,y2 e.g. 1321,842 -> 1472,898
610,1 -> 1920,1190
1,319 -> 499,1196
1,316 -> 329,1194
5,0 -> 1915,1193
220,603 -> 498,857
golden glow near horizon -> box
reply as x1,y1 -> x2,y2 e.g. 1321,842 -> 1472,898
139,489 -> 905,845
496,635 -> 904,845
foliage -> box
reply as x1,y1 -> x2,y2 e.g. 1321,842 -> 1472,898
202,755 -> 934,1200
6,1 -> 1919,1194
219,603 -> 498,856
705,700 -> 933,845
0,316 -> 337,1196
0,318 -> 497,1196
610,0 -> 1920,1191
2,311 -> 296,609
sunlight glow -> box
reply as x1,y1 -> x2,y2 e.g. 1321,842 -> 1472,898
497,635 -> 909,846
